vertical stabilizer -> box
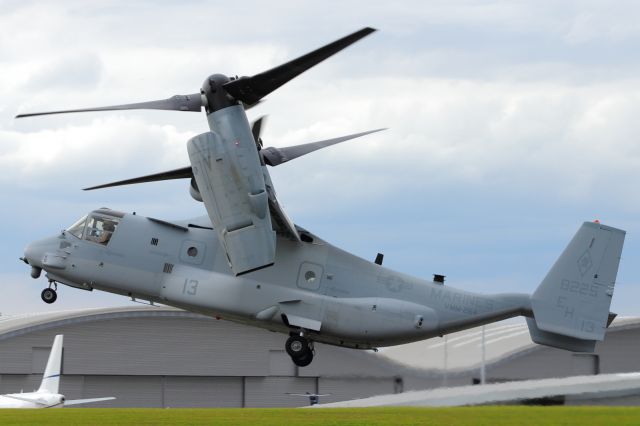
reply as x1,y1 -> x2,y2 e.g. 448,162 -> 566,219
37,335 -> 63,393
529,222 -> 625,350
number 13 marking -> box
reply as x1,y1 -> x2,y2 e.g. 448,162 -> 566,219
182,279 -> 198,295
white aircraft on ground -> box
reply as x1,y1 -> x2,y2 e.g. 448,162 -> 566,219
286,391 -> 332,406
0,335 -> 114,408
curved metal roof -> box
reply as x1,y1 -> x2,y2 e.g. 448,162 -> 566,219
0,306 -> 202,341
0,306 -> 415,378
377,316 -> 640,372
0,307 -> 636,374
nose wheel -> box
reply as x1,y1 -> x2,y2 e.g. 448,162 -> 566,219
285,335 -> 314,367
41,282 -> 58,304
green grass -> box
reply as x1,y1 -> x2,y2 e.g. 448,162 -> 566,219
0,406 -> 639,425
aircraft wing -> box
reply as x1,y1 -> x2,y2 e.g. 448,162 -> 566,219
267,187 -> 300,241
2,394 -> 49,406
65,396 -> 115,406
286,393 -> 331,397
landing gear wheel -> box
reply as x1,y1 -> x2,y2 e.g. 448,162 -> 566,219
286,335 -> 310,358
41,288 -> 57,304
292,350 -> 313,367
286,335 -> 314,367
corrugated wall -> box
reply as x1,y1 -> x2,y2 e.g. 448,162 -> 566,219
83,376 -> 163,407
318,378 -> 396,404
0,310 -> 413,407
7,310 -> 637,407
164,377 -> 243,408
0,374 -> 40,394
245,377 -> 316,407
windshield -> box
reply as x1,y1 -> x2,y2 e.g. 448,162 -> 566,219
66,215 -> 88,239
84,214 -> 120,245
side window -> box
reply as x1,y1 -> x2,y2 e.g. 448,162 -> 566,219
84,216 -> 120,245
66,215 -> 88,239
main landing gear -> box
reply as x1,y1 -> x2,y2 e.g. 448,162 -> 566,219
285,334 -> 314,367
41,281 -> 58,304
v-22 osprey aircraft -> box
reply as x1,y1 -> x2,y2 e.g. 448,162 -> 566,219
18,28 -> 626,367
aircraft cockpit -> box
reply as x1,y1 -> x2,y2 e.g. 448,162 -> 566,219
65,208 -> 125,246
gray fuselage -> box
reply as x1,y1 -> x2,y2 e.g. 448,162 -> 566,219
25,210 -> 531,350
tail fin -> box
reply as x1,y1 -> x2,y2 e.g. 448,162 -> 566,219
37,335 -> 63,393
528,222 -> 625,352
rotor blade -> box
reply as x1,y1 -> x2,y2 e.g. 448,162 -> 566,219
243,100 -> 263,111
251,116 -> 267,148
83,166 -> 193,190
223,27 -> 376,105
261,128 -> 386,167
15,93 -> 203,118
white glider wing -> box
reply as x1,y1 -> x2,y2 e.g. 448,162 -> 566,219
2,394 -> 48,406
65,397 -> 116,406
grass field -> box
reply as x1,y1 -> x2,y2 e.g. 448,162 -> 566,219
0,407 -> 639,426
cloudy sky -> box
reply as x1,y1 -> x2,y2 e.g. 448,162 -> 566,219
1,0 -> 640,318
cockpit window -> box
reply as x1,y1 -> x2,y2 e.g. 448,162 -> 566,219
84,214 -> 120,245
66,215 -> 88,239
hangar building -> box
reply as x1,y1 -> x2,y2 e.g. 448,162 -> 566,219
0,306 -> 637,407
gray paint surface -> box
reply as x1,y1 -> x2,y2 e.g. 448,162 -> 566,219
23,210 -> 626,366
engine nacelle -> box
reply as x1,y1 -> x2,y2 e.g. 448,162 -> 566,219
189,178 -> 203,202
187,105 -> 276,275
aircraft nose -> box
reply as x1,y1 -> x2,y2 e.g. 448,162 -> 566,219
23,242 -> 44,278
23,242 -> 38,264
23,237 -> 56,272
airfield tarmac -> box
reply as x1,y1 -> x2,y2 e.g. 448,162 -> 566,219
0,407 -> 639,425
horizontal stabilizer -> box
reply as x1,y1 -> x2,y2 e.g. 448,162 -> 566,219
526,318 -> 596,352
65,396 -> 115,406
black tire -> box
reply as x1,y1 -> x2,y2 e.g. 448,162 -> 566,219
41,288 -> 57,304
285,335 -> 310,358
293,351 -> 313,367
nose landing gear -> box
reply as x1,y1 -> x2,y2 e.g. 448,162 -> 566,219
285,334 -> 314,367
41,282 -> 58,304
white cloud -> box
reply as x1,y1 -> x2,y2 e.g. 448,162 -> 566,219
24,52 -> 104,90
264,77 -> 640,215
563,3 -> 640,45
5,75 -> 640,215
0,117 -> 196,187
2,0 -> 640,316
